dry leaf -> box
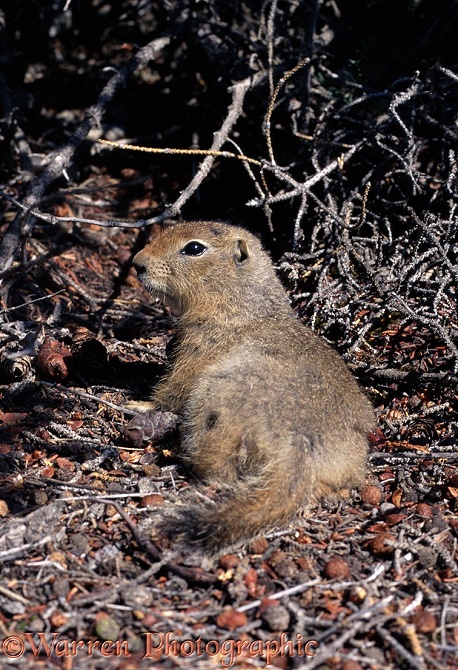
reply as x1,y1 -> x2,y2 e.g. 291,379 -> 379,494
216,608 -> 247,631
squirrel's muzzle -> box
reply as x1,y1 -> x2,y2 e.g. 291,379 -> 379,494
132,253 -> 146,278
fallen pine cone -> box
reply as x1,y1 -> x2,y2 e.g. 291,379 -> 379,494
0,353 -> 33,382
360,484 -> 382,506
411,609 -> 437,634
368,532 -> 396,556
323,556 -> 350,579
37,337 -> 71,381
71,327 -> 109,381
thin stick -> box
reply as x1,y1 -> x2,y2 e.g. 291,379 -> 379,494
236,578 -> 320,612
38,380 -> 134,414
0,289 -> 66,315
264,57 -> 310,165
97,138 -> 262,166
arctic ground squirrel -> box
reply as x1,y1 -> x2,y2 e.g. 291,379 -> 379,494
130,221 -> 374,553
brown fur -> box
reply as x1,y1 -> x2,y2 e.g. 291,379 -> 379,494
131,221 -> 374,553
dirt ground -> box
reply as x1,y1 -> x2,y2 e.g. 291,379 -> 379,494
0,2 -> 457,669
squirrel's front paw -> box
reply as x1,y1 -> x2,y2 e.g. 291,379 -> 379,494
123,409 -> 179,447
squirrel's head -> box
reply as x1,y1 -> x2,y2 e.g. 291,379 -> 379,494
133,221 -> 276,316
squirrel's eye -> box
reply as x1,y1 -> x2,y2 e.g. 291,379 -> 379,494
180,241 -> 207,256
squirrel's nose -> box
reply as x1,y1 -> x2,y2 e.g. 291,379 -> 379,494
132,253 -> 146,276
134,262 -> 146,276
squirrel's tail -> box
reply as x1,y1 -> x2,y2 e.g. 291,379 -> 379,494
155,465 -> 313,554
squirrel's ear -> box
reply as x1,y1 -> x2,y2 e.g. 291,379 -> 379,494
233,238 -> 249,266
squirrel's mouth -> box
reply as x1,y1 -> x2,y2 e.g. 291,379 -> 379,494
158,292 -> 183,316
138,278 -> 183,316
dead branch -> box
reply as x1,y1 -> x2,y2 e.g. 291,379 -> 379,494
0,34 -> 172,277
0,71 -> 266,239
